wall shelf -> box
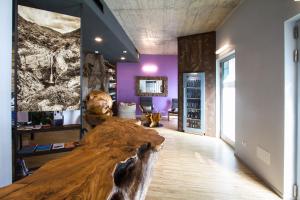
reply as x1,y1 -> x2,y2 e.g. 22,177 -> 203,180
15,124 -> 81,135
17,147 -> 76,158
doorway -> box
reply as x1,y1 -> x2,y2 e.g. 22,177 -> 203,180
283,16 -> 300,200
220,54 -> 236,146
295,20 -> 300,200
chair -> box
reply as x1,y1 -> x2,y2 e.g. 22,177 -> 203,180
139,97 -> 154,114
168,98 -> 178,121
118,102 -> 136,119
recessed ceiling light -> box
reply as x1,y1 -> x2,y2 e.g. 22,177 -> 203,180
120,56 -> 126,60
123,50 -> 127,53
95,50 -> 99,54
95,37 -> 102,42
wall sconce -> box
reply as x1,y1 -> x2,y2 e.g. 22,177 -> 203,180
216,44 -> 230,55
142,64 -> 158,73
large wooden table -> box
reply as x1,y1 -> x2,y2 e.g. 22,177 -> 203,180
0,118 -> 164,200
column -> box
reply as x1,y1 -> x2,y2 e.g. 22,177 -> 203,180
0,0 -> 13,187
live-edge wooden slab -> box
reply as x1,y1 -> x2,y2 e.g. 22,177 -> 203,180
0,118 -> 164,200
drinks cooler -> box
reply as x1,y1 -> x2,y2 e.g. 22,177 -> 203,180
183,72 -> 205,134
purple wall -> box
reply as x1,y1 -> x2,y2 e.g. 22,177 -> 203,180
117,54 -> 178,116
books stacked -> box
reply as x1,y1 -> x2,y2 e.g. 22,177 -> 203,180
19,142 -> 80,155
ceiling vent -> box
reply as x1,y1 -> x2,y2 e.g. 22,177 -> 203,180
93,0 -> 104,13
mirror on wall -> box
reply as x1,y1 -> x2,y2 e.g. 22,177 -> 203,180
136,76 -> 168,96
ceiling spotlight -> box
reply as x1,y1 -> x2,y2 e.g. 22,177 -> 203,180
95,37 -> 102,42
123,50 -> 127,54
120,56 -> 126,60
95,50 -> 99,54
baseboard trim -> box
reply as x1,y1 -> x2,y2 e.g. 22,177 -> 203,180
220,136 -> 235,149
234,153 -> 283,199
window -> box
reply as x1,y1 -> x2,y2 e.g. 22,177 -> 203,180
220,54 -> 235,145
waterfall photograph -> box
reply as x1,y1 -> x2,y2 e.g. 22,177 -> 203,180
17,5 -> 81,111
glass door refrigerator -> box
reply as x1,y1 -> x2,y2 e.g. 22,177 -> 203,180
183,72 -> 205,134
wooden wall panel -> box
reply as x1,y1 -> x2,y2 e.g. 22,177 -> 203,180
178,32 -> 216,137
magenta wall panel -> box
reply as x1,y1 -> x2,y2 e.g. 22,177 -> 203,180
117,54 -> 178,116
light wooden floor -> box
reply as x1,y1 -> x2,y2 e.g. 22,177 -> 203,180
146,118 -> 281,200
23,118 -> 281,200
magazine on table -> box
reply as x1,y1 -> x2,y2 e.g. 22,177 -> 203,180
35,144 -> 52,152
52,143 -> 65,150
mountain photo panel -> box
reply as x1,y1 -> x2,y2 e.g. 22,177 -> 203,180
17,5 -> 81,112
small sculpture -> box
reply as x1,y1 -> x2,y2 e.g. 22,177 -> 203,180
142,113 -> 161,128
85,90 -> 113,126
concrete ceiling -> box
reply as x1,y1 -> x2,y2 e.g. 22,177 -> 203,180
104,0 -> 241,55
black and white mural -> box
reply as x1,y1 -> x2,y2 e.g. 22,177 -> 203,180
17,5 -> 81,111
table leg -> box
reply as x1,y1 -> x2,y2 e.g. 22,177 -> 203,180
19,134 -> 23,149
30,133 -> 34,140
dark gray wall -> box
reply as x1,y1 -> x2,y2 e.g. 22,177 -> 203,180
18,0 -> 139,63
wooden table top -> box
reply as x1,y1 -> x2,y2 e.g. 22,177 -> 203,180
0,118 -> 164,200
